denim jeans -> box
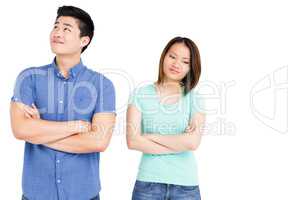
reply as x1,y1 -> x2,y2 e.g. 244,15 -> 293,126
132,180 -> 201,200
22,194 -> 100,200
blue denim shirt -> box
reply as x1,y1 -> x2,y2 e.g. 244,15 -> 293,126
11,59 -> 116,200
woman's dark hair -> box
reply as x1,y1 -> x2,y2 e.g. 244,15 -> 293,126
157,37 -> 201,95
56,5 -> 94,53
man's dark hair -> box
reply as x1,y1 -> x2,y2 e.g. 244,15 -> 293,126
56,5 -> 94,53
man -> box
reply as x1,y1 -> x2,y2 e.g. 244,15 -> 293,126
10,6 -> 116,200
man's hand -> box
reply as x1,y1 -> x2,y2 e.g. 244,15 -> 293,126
22,104 -> 91,133
74,120 -> 92,133
23,104 -> 40,119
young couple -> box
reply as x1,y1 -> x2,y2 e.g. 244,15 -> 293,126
10,5 -> 205,200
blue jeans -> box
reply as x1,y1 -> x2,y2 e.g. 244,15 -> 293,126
132,180 -> 201,200
22,194 -> 100,200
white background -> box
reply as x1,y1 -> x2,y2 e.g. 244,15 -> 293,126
0,0 -> 298,199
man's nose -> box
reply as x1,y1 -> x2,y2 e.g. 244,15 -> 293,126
53,29 -> 62,38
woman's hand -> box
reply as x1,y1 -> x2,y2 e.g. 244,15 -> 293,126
185,124 -> 196,134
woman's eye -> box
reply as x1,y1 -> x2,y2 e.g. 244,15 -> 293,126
169,54 -> 176,59
183,61 -> 189,65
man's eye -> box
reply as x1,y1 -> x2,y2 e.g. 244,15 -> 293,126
64,28 -> 71,32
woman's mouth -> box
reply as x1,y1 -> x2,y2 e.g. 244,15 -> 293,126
169,67 -> 180,74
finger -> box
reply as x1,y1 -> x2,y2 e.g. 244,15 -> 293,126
24,106 -> 40,119
32,104 -> 40,113
85,122 -> 92,132
189,125 -> 196,131
88,123 -> 92,131
30,104 -> 40,114
23,106 -> 34,115
28,107 -> 37,115
186,125 -> 196,133
32,104 -> 38,110
24,112 -> 32,118
185,129 -> 192,133
185,128 -> 191,133
79,121 -> 88,133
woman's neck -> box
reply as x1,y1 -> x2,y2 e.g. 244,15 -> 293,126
155,80 -> 183,105
156,80 -> 183,95
157,79 -> 182,89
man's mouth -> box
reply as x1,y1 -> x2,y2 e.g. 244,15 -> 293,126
52,40 -> 64,44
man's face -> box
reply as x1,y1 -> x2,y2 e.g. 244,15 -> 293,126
50,16 -> 88,55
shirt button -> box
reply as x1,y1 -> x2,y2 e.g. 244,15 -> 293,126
59,100 -> 63,104
63,81 -> 67,84
57,179 -> 61,183
56,160 -> 60,163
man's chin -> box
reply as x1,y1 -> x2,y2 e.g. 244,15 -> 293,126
50,46 -> 64,53
51,50 -> 68,56
51,49 -> 81,56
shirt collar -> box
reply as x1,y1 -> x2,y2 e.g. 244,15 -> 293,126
51,57 -> 86,79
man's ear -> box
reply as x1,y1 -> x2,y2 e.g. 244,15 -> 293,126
80,36 -> 90,48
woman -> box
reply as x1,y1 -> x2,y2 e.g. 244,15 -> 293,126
127,37 -> 206,200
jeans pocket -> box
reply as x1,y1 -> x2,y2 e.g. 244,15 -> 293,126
177,185 -> 199,192
173,185 -> 201,200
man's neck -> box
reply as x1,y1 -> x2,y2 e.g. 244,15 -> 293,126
55,53 -> 81,78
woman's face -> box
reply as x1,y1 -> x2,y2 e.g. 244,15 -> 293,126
163,42 -> 191,83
